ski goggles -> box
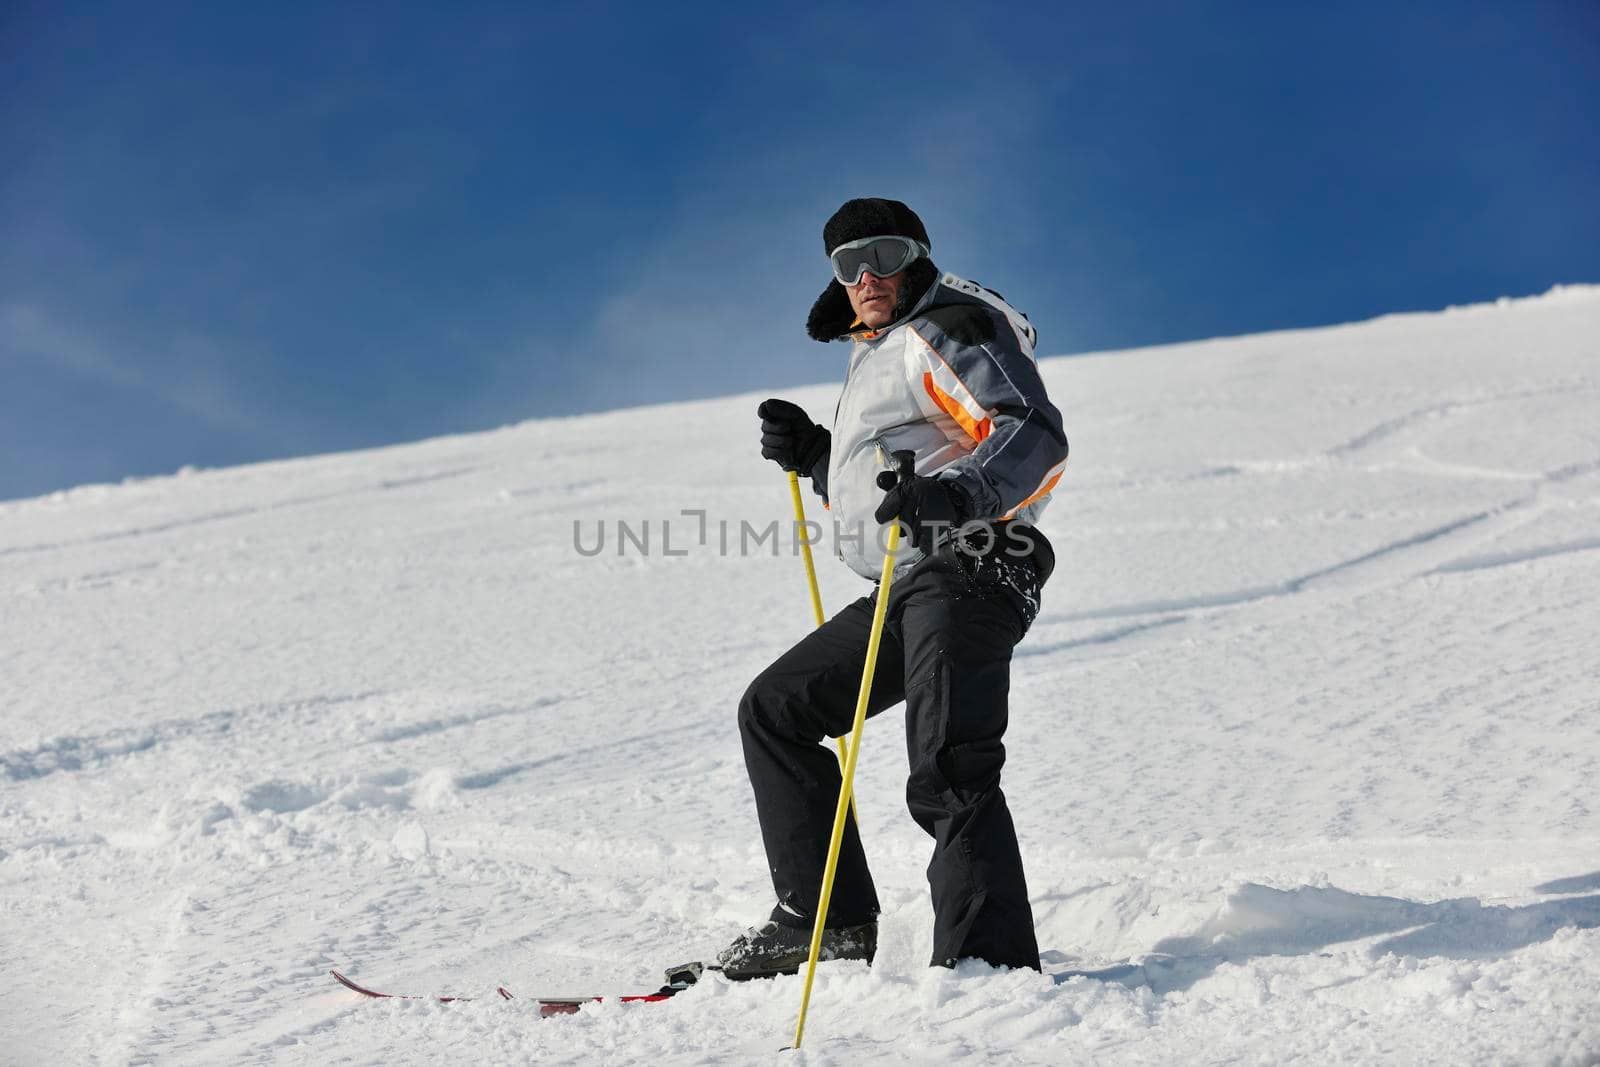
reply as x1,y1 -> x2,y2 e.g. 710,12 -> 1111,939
828,235 -> 928,286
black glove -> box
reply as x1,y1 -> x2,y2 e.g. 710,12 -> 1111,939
873,468 -> 972,555
758,398 -> 830,476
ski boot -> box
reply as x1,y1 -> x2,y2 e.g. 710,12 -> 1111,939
714,918 -> 877,981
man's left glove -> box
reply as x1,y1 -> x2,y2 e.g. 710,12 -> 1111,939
873,470 -> 972,555
758,398 -> 830,477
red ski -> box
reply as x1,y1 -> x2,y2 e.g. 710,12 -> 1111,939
330,969 -> 683,1018
497,986 -> 678,1017
330,969 -> 481,1003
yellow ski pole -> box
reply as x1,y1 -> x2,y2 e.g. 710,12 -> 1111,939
787,471 -> 828,630
789,452 -> 910,1051
787,472 -> 854,789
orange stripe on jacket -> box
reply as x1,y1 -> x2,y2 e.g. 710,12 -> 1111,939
1002,470 -> 1063,519
922,372 -> 991,443
910,327 -> 993,441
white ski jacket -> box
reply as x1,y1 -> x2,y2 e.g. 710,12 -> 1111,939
816,273 -> 1069,580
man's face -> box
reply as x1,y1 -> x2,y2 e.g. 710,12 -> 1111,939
845,268 -> 904,329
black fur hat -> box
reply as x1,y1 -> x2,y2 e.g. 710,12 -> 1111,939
807,198 -> 938,342
822,197 -> 931,256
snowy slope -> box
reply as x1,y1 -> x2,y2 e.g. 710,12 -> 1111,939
3,287 -> 1599,1065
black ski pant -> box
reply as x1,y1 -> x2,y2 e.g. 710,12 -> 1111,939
738,529 -> 1052,971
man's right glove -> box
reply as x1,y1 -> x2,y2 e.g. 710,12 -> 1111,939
757,398 -> 830,476
873,469 -> 973,555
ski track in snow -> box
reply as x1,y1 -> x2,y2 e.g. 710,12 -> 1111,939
2,288 -> 1600,1064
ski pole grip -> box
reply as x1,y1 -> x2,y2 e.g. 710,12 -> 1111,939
893,449 -> 915,486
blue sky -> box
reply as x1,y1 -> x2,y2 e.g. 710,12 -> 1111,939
3,2 -> 1597,501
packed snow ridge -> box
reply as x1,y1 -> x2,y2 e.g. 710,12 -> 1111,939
3,287 -> 1598,1065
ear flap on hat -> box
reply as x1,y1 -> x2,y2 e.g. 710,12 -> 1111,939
896,258 -> 940,320
806,280 -> 855,342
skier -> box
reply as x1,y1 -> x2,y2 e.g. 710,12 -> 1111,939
719,198 -> 1069,979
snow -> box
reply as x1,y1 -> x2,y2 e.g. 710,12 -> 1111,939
3,287 -> 1599,1065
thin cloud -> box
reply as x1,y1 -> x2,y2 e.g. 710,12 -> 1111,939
2,301 -> 262,432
